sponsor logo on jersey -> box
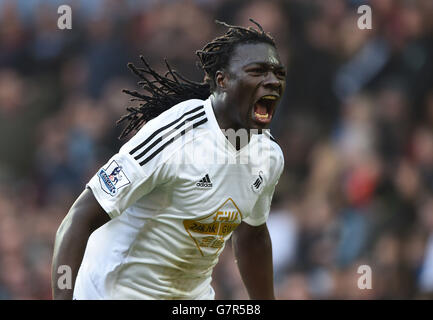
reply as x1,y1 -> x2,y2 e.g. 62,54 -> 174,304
251,171 -> 264,192
196,174 -> 212,188
183,198 -> 242,256
98,160 -> 130,196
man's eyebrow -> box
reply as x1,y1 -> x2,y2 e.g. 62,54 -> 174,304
243,61 -> 285,69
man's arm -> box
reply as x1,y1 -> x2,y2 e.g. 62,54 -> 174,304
51,188 -> 110,300
232,222 -> 275,299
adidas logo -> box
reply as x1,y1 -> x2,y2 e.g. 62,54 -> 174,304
196,174 -> 212,188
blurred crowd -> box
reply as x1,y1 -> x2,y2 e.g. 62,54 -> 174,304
0,0 -> 433,300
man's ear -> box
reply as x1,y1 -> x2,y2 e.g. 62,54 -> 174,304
215,70 -> 227,90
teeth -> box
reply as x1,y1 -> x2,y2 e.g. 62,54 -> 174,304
261,95 -> 277,100
255,112 -> 269,119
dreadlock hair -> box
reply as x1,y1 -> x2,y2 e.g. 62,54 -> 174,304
117,19 -> 276,139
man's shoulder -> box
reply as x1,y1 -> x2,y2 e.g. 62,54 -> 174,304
119,98 -> 210,163
261,130 -> 284,159
257,131 -> 284,181
170,98 -> 208,112
144,98 -> 208,129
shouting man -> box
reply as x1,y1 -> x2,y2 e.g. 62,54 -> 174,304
52,19 -> 286,300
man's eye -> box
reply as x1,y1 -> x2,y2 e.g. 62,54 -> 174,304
276,70 -> 286,78
248,68 -> 265,74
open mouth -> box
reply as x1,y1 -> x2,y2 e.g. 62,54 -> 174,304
252,95 -> 278,124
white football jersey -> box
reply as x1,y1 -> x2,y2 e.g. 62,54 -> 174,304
73,97 -> 284,300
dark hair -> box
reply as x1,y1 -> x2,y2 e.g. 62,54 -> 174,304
117,19 -> 275,139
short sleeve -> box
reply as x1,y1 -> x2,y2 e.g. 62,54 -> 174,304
243,151 -> 284,226
86,148 -> 169,219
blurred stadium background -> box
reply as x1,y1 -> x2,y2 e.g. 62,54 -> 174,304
1,0 -> 433,299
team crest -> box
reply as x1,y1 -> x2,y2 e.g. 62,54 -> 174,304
251,171 -> 264,193
98,160 -> 130,196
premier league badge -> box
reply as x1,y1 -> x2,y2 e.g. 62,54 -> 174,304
98,160 -> 130,196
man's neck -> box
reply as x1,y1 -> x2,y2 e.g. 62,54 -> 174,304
210,94 -> 251,150
210,94 -> 236,130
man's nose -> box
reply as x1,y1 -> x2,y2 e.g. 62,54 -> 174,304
263,72 -> 281,91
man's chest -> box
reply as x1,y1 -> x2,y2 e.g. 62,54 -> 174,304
165,163 -> 268,218
158,164 -> 268,256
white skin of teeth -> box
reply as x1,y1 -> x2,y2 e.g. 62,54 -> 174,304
255,112 -> 269,119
